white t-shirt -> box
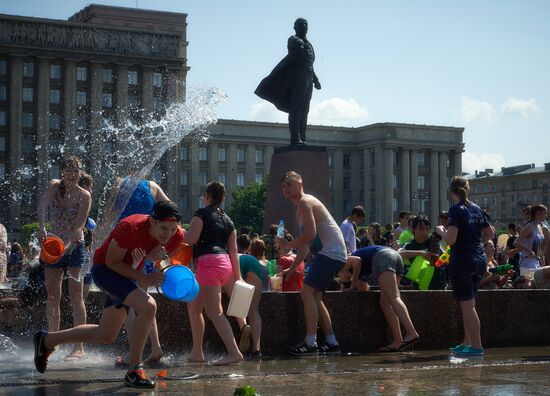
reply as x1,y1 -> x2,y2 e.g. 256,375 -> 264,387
339,219 -> 356,254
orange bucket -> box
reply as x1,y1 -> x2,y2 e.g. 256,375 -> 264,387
170,243 -> 192,267
40,235 -> 65,264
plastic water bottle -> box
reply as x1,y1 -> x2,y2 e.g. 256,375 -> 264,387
143,258 -> 154,274
277,219 -> 285,238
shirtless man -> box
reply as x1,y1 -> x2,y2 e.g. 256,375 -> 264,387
276,171 -> 347,355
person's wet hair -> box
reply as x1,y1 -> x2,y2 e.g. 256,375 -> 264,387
151,201 -> 182,222
412,215 -> 430,230
204,181 -> 226,207
280,171 -> 302,183
59,156 -> 83,198
449,176 -> 470,205
530,204 -> 548,222
237,234 -> 251,252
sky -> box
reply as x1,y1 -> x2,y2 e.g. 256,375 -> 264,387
3,0 -> 549,174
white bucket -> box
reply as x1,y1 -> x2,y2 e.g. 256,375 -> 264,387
227,280 -> 255,318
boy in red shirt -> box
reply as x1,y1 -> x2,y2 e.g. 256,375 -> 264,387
277,235 -> 304,292
34,201 -> 184,389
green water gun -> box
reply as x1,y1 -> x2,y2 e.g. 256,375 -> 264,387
488,264 -> 514,275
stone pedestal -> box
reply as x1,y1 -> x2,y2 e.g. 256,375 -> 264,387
262,145 -> 330,237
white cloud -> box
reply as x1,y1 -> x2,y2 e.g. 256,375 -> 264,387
308,98 -> 370,126
250,102 -> 287,123
460,96 -> 497,123
500,98 -> 541,118
462,151 -> 506,174
250,97 -> 370,127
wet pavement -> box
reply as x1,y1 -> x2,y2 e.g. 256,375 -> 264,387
1,346 -> 550,395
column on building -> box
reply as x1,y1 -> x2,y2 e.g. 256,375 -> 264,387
374,146 -> 383,222
89,63 -> 102,181
333,149 -> 344,221
165,68 -> 181,204
226,143 -> 237,207
63,60 -> 76,155
209,142 -> 218,182
189,141 -> 200,210
410,150 -> 419,213
430,150 -> 439,222
400,148 -> 410,211
141,66 -> 153,115
36,58 -> 50,198
439,151 -> 448,211
453,149 -> 462,177
8,55 -> 22,230
115,64 -> 128,117
265,145 -> 274,174
350,150 -> 360,206
246,144 -> 255,184
383,148 -> 394,224
363,148 -> 372,221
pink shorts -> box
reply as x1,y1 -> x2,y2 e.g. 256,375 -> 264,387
195,253 -> 233,287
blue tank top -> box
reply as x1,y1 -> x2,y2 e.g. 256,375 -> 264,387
118,180 -> 155,220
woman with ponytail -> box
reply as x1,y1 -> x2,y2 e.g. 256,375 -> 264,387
436,176 -> 493,357
37,156 -> 92,360
183,181 -> 244,365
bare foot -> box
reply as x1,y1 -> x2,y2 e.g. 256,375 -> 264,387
64,349 -> 85,361
212,353 -> 243,366
144,352 -> 163,365
188,352 -> 205,363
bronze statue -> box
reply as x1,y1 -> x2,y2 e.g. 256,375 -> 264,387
255,18 -> 321,145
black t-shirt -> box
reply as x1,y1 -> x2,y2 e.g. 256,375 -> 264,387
506,235 -> 519,265
403,236 -> 447,290
193,207 -> 235,258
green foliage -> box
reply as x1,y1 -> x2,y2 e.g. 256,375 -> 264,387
180,223 -> 191,231
233,385 -> 257,396
228,179 -> 267,234
20,222 -> 50,244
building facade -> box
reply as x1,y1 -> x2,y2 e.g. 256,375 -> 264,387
0,5 -> 464,232
467,163 -> 550,228
181,120 -> 464,226
0,5 -> 189,230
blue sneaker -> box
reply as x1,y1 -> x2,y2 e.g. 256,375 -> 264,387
453,346 -> 484,357
449,344 -> 469,353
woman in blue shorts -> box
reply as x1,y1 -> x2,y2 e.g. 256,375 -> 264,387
37,156 -> 91,360
437,176 -> 493,357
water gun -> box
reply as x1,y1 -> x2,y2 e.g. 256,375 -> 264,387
488,264 -> 514,275
435,245 -> 451,268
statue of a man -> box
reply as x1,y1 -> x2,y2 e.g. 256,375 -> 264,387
255,18 -> 321,145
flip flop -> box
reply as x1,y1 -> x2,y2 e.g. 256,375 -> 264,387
376,345 -> 400,353
63,352 -> 85,361
398,338 -> 420,351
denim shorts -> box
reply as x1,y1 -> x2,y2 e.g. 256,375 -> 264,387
44,242 -> 86,269
304,254 -> 344,292
91,265 -> 138,310
449,256 -> 486,301
371,248 -> 405,280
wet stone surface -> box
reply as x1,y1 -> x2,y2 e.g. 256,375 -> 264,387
1,346 -> 550,395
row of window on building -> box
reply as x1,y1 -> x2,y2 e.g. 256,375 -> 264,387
178,169 -> 264,188
0,60 -> 164,87
178,145 -> 266,164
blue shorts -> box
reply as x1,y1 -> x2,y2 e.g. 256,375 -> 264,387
43,242 -> 86,269
449,256 -> 486,301
91,265 -> 138,311
304,254 -> 344,292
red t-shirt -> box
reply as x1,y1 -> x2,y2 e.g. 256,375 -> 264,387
278,254 -> 304,292
93,214 -> 185,271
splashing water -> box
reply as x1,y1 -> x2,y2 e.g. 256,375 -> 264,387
0,334 -> 19,357
93,86 -> 226,248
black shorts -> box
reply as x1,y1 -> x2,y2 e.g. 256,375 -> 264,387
449,256 -> 486,301
91,265 -> 138,311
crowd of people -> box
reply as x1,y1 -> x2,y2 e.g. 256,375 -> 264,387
0,154 -> 545,389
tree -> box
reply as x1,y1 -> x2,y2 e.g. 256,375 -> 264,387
228,179 -> 267,234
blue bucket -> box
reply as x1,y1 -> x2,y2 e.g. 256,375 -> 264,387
161,265 -> 196,301
180,278 -> 200,302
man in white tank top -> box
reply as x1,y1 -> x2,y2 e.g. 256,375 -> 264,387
276,171 -> 347,356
